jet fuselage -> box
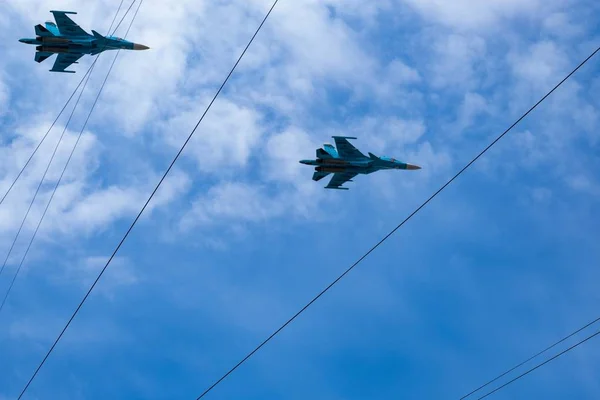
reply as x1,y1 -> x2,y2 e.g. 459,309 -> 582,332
299,136 -> 421,189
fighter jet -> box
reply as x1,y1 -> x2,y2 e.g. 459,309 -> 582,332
19,10 -> 149,73
299,136 -> 421,190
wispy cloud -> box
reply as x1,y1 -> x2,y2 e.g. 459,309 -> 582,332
0,1 -> 599,399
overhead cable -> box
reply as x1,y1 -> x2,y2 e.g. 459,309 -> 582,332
15,0 -> 277,397
0,1 -> 128,207
0,0 -> 135,310
195,44 -> 600,399
475,327 -> 600,399
461,315 -> 600,399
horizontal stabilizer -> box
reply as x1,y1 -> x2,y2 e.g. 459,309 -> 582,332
35,24 -> 54,37
49,10 -> 77,14
325,186 -> 349,190
316,148 -> 334,159
35,51 -> 54,63
312,171 -> 331,182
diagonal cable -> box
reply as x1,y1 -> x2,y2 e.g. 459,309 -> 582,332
0,0 -> 130,291
475,328 -> 600,399
16,0 -> 277,398
0,1 -> 128,282
194,44 -> 600,399
460,315 -> 600,399
0,1 -> 126,207
0,64 -> 94,282
0,1 -> 140,316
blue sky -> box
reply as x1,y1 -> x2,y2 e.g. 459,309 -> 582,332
1,0 -> 600,399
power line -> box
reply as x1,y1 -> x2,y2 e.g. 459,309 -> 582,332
0,61 -> 93,282
0,1 -> 128,280
460,316 -> 600,399
0,67 -> 92,207
194,44 -> 600,399
0,0 -> 135,302
475,327 -> 600,399
0,1 -> 127,207
2,0 -> 140,315
16,0 -> 278,397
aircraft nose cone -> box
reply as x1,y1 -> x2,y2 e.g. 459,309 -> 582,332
133,43 -> 150,50
405,163 -> 421,170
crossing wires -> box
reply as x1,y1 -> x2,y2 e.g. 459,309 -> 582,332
193,44 -> 600,399
15,0 -> 280,398
0,1 -> 129,207
0,0 -> 143,315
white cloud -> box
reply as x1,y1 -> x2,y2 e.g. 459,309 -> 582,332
263,127 -> 318,183
159,96 -> 264,174
508,40 -> 570,92
451,92 -> 492,134
62,255 -> 140,298
542,12 -> 586,38
428,33 -> 487,90
181,182 -> 280,229
400,0 -> 558,31
0,78 -> 8,116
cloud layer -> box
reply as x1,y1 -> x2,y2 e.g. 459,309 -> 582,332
0,0 -> 599,399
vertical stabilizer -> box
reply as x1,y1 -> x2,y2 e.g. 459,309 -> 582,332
44,21 -> 60,36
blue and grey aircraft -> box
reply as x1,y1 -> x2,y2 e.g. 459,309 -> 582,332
300,136 -> 421,190
19,10 -> 149,73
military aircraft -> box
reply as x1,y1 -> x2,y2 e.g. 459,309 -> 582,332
19,10 -> 149,73
299,136 -> 421,190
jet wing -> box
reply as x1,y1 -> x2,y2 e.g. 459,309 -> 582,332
50,53 -> 83,73
333,136 -> 367,159
325,172 -> 358,190
50,10 -> 89,36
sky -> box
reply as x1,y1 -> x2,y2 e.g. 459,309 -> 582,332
0,0 -> 599,399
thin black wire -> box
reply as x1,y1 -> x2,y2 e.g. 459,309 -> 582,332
0,68 -> 95,314
0,71 -> 91,206
0,63 -> 94,281
16,0 -> 276,398
476,328 -> 600,399
0,1 -> 130,304
3,1 -> 141,319
195,44 -> 600,399
0,1 -> 126,208
461,316 -> 600,399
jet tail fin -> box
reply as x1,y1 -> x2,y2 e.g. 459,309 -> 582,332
35,24 -> 54,37
91,30 -> 105,39
35,51 -> 54,63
